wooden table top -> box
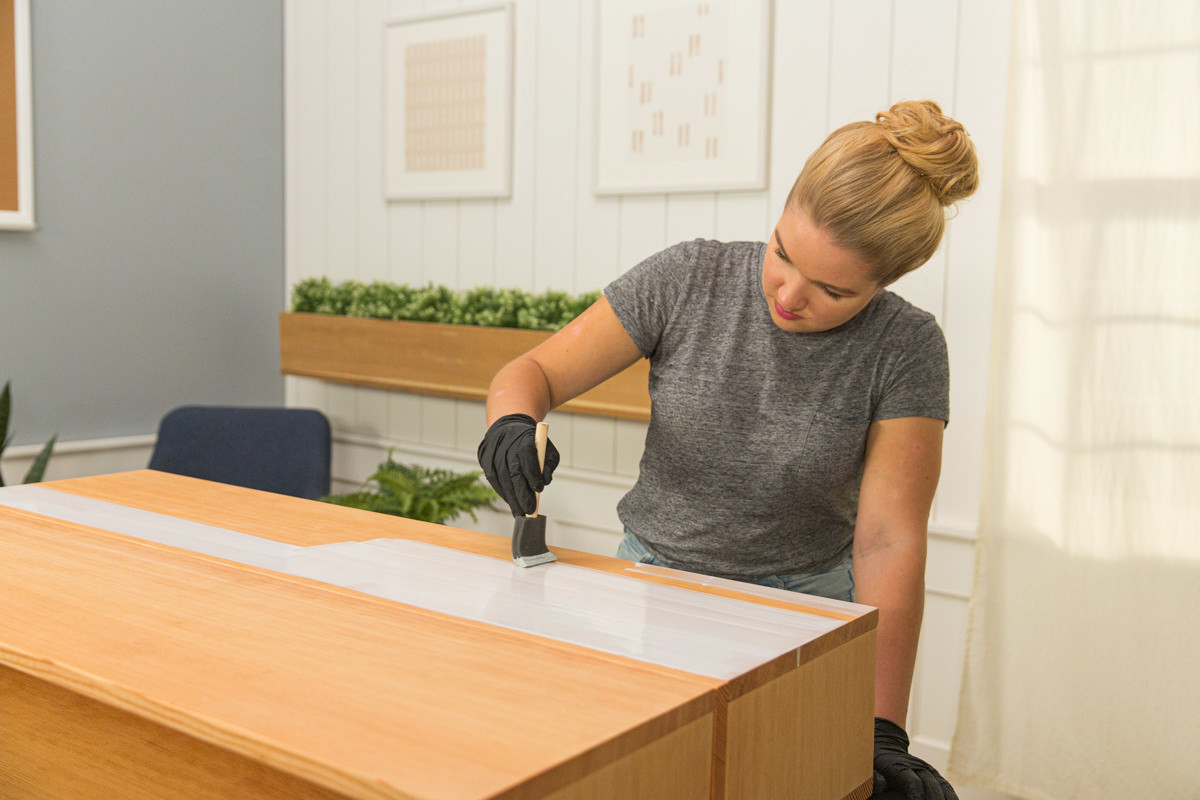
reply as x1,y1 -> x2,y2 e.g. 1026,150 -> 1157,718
0,470 -> 875,800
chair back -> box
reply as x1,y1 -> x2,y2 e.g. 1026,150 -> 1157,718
149,405 -> 331,500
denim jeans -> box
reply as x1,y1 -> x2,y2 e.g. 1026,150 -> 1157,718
617,530 -> 856,603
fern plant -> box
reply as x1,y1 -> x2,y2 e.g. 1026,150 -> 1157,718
321,452 -> 499,525
0,380 -> 57,486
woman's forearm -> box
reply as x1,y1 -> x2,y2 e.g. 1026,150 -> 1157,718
486,357 -> 554,425
854,542 -> 925,727
485,297 -> 644,427
853,416 -> 942,727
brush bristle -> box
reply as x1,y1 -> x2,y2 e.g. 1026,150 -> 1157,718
512,515 -> 553,567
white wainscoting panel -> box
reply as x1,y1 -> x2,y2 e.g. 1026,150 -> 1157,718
939,0 -> 1015,538
569,416 -> 618,474
665,193 -> 715,247
386,391 -> 423,442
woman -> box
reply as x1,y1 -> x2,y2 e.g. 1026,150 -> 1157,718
478,100 -> 977,800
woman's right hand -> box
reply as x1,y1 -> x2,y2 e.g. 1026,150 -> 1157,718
477,413 -> 560,517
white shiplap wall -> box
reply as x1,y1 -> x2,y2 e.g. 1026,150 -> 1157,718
283,0 -> 1013,791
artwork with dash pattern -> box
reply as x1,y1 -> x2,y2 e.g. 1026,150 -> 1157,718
595,0 -> 770,195
384,5 -> 512,200
404,35 -> 487,173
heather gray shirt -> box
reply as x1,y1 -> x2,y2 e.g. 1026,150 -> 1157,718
605,239 -> 949,580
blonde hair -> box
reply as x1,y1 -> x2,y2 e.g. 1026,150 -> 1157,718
787,100 -> 979,286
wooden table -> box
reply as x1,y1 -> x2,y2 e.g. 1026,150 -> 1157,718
0,471 -> 875,800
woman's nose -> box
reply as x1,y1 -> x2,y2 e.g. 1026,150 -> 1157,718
777,277 -> 808,311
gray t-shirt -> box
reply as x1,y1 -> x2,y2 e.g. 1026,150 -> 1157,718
604,238 -> 949,580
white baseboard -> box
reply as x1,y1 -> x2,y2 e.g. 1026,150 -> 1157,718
1,435 -> 156,484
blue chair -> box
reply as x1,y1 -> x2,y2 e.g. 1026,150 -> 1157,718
148,405 -> 331,500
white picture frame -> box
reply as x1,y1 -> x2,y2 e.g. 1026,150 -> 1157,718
1,0 -> 35,230
594,0 -> 772,195
383,4 -> 513,200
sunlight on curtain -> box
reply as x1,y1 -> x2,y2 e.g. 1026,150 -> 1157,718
948,1 -> 1200,798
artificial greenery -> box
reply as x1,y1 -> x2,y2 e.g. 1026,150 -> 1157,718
321,451 -> 499,525
0,380 -> 57,486
291,278 -> 601,332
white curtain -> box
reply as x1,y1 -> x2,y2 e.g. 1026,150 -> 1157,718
948,2 -> 1200,798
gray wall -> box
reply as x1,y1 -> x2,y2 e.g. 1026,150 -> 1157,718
0,1 -> 284,446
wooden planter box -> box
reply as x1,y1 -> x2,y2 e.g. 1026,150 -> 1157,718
279,313 -> 651,421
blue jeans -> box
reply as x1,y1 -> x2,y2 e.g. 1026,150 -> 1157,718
616,530 -> 856,603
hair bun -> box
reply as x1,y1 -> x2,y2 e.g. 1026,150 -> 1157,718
876,100 -> 978,205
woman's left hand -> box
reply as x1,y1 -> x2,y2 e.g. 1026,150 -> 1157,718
872,717 -> 958,800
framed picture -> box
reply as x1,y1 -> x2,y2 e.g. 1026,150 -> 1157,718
383,4 -> 513,200
594,0 -> 772,195
1,0 -> 34,230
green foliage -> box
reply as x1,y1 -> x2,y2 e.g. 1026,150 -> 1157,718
0,380 -> 57,487
321,453 -> 499,525
290,278 -> 602,332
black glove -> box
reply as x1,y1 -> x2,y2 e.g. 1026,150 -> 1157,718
477,414 -> 560,517
872,717 -> 957,800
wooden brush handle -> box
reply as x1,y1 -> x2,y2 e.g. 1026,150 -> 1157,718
527,422 -> 549,519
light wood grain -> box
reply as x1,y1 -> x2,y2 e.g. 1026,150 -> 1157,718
2,659 -> 712,800
525,715 -> 712,800
46,468 -> 522,552
724,631 -> 877,800
0,508 -> 716,800
0,664 -> 351,800
279,313 -> 652,421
